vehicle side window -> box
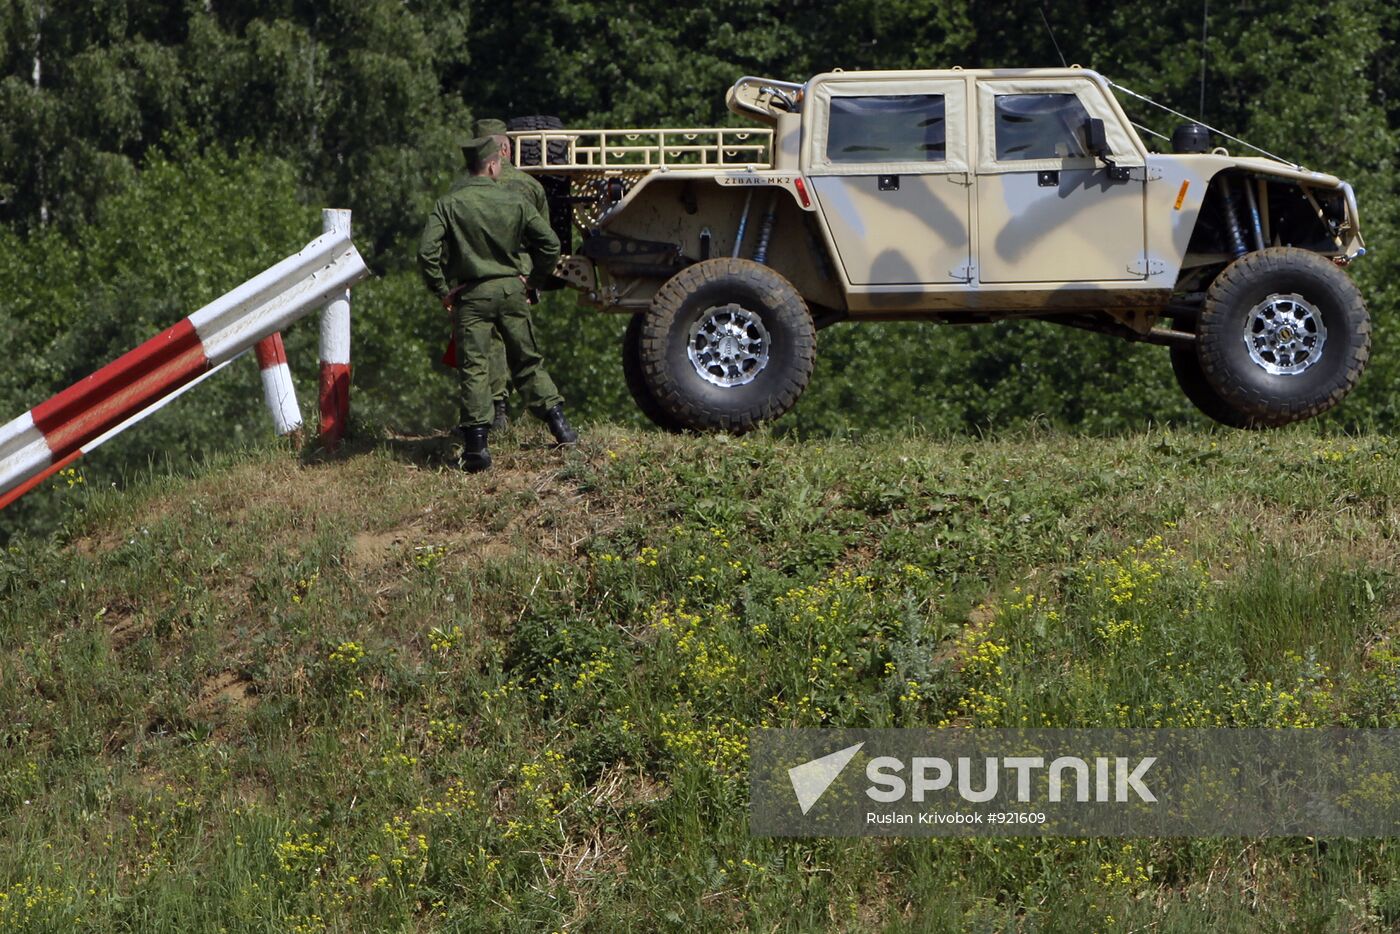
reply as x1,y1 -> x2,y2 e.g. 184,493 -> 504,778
994,93 -> 1091,161
826,95 -> 946,163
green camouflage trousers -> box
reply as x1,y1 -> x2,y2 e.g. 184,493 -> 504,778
488,333 -> 509,402
452,277 -> 563,427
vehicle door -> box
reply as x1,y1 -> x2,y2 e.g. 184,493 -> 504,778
806,77 -> 973,286
974,78 -> 1147,283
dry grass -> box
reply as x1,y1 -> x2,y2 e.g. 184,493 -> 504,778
0,426 -> 1397,931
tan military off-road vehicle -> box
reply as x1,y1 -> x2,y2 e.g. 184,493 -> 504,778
509,67 -> 1369,432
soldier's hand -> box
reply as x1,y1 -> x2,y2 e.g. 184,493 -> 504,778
440,293 -> 454,311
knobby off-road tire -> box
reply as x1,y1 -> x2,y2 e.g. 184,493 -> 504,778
1197,247 -> 1369,427
1170,346 -> 1260,429
507,115 -> 573,253
622,313 -> 685,432
640,258 -> 815,433
507,114 -> 568,165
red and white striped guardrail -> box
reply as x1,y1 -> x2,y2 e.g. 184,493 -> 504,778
0,353 -> 248,511
0,214 -> 368,510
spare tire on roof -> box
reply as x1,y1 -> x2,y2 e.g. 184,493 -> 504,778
507,115 -> 572,253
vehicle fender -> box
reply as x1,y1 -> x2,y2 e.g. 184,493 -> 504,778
1148,155 -> 1359,274
604,170 -> 815,224
598,174 -> 844,312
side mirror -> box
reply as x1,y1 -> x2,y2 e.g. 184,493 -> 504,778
1084,117 -> 1111,158
1083,116 -> 1129,180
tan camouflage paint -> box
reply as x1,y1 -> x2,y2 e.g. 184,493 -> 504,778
515,67 -> 1363,318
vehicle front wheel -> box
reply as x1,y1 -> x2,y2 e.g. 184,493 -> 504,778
640,258 -> 816,432
1197,248 -> 1369,426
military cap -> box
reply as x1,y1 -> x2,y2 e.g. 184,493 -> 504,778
472,118 -> 509,137
460,136 -> 501,172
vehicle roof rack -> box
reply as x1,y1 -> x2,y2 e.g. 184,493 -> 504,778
509,128 -> 773,174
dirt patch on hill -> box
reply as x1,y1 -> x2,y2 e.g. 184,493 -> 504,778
349,526 -> 419,570
108,609 -> 149,651
347,451 -> 623,580
190,670 -> 258,718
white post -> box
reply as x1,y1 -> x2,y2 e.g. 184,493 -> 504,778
254,333 -> 302,436
319,209 -> 352,449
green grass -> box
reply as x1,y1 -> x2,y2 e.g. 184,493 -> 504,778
2,423 -> 1399,931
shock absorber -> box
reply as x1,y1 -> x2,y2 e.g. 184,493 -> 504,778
1216,176 -> 1249,258
1241,179 -> 1265,251
752,196 -> 779,265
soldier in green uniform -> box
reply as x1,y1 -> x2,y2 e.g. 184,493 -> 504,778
471,118 -> 552,432
473,118 -> 548,216
418,137 -> 579,472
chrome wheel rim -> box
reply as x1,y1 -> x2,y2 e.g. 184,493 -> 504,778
687,303 -> 770,387
1243,293 -> 1327,376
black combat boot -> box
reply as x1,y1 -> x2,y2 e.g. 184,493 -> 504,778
492,399 -> 510,432
542,404 -> 579,446
458,425 -> 492,472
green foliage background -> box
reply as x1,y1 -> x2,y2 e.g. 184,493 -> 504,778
3,0 -> 1400,536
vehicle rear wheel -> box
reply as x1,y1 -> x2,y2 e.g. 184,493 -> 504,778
1170,345 -> 1260,429
1197,248 -> 1369,426
622,313 -> 685,432
640,259 -> 815,432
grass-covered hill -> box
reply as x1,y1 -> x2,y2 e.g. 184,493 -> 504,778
2,424 -> 1399,931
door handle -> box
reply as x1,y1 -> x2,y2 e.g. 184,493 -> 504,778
878,175 -> 900,191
